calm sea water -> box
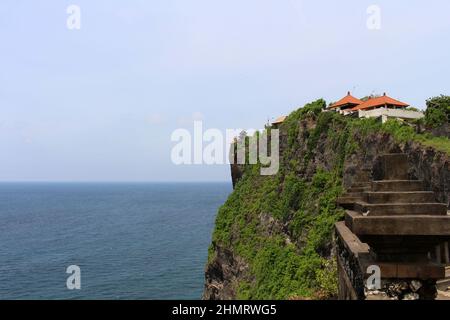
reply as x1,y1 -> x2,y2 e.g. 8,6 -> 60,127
0,182 -> 231,299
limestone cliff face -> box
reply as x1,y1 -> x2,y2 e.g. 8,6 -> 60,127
203,105 -> 450,300
204,212 -> 289,300
203,245 -> 249,300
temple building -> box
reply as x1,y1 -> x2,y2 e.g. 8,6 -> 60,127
351,93 -> 409,111
329,91 -> 363,114
271,116 -> 287,128
329,92 -> 424,123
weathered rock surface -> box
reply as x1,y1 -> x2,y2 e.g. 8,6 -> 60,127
203,245 -> 249,300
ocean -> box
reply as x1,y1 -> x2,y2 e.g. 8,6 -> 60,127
0,182 -> 231,299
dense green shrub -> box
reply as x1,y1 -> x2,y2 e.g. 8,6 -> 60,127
425,95 -> 450,128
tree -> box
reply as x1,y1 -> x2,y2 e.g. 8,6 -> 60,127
425,95 -> 450,128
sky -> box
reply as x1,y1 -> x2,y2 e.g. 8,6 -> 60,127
0,0 -> 449,182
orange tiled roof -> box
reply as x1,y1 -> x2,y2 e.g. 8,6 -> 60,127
351,93 -> 409,111
329,92 -> 363,109
272,116 -> 287,125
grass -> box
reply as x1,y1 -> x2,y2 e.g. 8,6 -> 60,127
381,119 -> 450,155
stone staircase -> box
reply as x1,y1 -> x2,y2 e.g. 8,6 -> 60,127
336,153 -> 450,300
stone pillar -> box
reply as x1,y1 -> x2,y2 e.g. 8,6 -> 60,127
435,245 -> 442,264
444,242 -> 450,264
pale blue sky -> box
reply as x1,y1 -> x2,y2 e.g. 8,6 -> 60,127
1,0 -> 449,182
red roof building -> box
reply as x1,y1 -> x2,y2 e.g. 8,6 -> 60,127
328,91 -> 421,123
272,116 -> 287,125
351,93 -> 409,111
329,92 -> 363,110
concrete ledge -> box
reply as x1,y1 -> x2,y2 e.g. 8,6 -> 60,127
335,221 -> 370,257
336,220 -> 375,271
377,262 -> 445,279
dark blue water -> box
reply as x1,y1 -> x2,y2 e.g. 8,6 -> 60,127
0,182 -> 231,299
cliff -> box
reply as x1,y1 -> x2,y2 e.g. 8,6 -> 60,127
204,99 -> 450,300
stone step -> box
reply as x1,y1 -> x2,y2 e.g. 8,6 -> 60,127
372,180 -> 424,192
354,201 -> 448,216
379,153 -> 409,180
345,192 -> 366,198
348,186 -> 371,193
337,197 -> 357,205
345,211 -> 450,236
354,171 -> 372,181
365,191 -> 435,204
351,182 -> 371,188
337,196 -> 362,210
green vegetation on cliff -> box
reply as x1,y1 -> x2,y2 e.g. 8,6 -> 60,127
424,95 -> 450,128
209,99 -> 450,299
